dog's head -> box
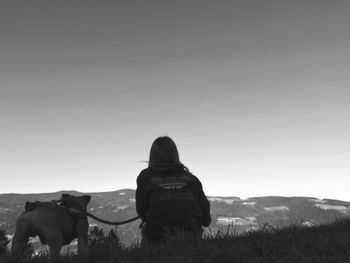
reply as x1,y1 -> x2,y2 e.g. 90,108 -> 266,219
60,194 -> 91,215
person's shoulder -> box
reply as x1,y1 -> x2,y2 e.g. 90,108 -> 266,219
136,168 -> 152,184
182,170 -> 201,184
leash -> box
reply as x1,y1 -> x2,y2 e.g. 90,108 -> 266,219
85,212 -> 140,225
53,198 -> 141,226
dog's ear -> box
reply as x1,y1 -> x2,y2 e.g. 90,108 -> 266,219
61,193 -> 71,200
25,201 -> 38,211
82,195 -> 91,205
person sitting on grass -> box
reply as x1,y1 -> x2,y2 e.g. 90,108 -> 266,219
136,136 -> 211,245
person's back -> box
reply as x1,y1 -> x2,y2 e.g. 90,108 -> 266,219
136,136 -> 211,244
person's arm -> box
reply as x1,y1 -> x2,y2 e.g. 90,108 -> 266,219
193,176 -> 211,227
135,172 -> 147,222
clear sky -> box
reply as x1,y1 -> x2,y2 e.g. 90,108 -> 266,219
1,0 -> 350,201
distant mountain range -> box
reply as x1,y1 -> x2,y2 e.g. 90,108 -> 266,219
1,189 -> 350,246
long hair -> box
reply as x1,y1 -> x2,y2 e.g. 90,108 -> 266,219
148,136 -> 187,170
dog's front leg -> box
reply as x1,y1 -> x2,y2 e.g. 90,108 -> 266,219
76,219 -> 89,256
78,237 -> 88,256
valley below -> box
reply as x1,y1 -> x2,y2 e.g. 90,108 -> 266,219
1,189 -> 350,252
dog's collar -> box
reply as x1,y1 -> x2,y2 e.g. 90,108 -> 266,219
54,199 -> 87,219
67,207 -> 84,214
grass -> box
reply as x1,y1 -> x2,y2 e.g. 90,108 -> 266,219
1,218 -> 350,263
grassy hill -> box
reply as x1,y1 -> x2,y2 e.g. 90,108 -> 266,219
1,218 -> 350,263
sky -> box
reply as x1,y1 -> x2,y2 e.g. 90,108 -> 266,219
1,0 -> 350,201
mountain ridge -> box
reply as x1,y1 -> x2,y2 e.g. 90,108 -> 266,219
1,189 -> 348,202
1,189 -> 350,245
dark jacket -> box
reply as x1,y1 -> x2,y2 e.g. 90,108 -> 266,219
136,166 -> 211,239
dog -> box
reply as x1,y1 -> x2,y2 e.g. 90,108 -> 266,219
11,194 -> 91,258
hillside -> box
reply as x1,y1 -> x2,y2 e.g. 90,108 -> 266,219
1,218 -> 350,262
1,189 -> 350,246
